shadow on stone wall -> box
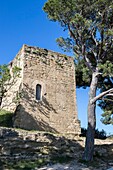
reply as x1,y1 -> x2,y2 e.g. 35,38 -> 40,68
0,128 -> 112,169
0,127 -> 83,169
22,84 -> 58,116
13,83 -> 59,132
13,104 -> 58,133
95,143 -> 113,165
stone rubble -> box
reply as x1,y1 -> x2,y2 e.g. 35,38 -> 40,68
0,127 -> 112,170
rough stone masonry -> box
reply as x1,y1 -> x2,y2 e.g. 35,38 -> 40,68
1,44 -> 80,135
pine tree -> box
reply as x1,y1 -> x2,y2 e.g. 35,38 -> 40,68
43,0 -> 113,161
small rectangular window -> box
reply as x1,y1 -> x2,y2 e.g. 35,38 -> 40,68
36,84 -> 41,101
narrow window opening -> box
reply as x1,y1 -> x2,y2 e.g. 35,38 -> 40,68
36,84 -> 42,101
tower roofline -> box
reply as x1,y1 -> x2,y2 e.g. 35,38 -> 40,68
21,44 -> 73,60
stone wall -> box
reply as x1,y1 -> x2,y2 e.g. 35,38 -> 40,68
2,45 -> 80,135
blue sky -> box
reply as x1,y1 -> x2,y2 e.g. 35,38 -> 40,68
0,0 -> 112,135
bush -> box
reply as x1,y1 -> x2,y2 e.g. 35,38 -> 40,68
80,128 -> 107,139
0,110 -> 13,127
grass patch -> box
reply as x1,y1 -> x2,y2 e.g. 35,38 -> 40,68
2,156 -> 73,170
0,109 -> 13,127
4,159 -> 48,170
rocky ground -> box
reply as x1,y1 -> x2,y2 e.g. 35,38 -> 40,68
0,127 -> 112,170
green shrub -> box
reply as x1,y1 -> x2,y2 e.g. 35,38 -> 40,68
80,128 -> 107,139
5,159 -> 47,170
0,109 -> 13,127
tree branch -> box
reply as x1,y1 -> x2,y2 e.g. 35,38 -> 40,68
84,55 -> 96,72
67,24 -> 77,41
90,88 -> 113,104
90,29 -> 98,46
102,97 -> 113,102
104,94 -> 113,97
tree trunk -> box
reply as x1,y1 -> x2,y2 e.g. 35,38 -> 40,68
0,97 -> 2,107
0,91 -> 3,107
83,71 -> 98,161
0,87 -> 3,107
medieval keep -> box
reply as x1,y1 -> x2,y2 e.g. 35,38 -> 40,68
1,45 -> 80,134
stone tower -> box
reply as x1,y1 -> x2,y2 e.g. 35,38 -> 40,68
1,45 -> 80,134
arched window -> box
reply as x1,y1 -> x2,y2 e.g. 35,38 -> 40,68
36,84 -> 42,101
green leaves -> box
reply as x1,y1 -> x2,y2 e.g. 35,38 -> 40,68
0,64 -> 21,106
101,110 -> 113,125
106,29 -> 113,36
44,0 -> 113,65
0,65 -> 11,105
0,65 -> 21,86
56,37 -> 73,52
71,13 -> 92,28
98,61 -> 113,77
12,66 -> 21,78
0,65 -> 11,82
0,109 -> 13,127
75,59 -> 91,88
43,0 -> 76,23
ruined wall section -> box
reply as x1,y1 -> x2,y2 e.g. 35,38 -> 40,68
14,45 -> 80,134
1,47 -> 24,112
